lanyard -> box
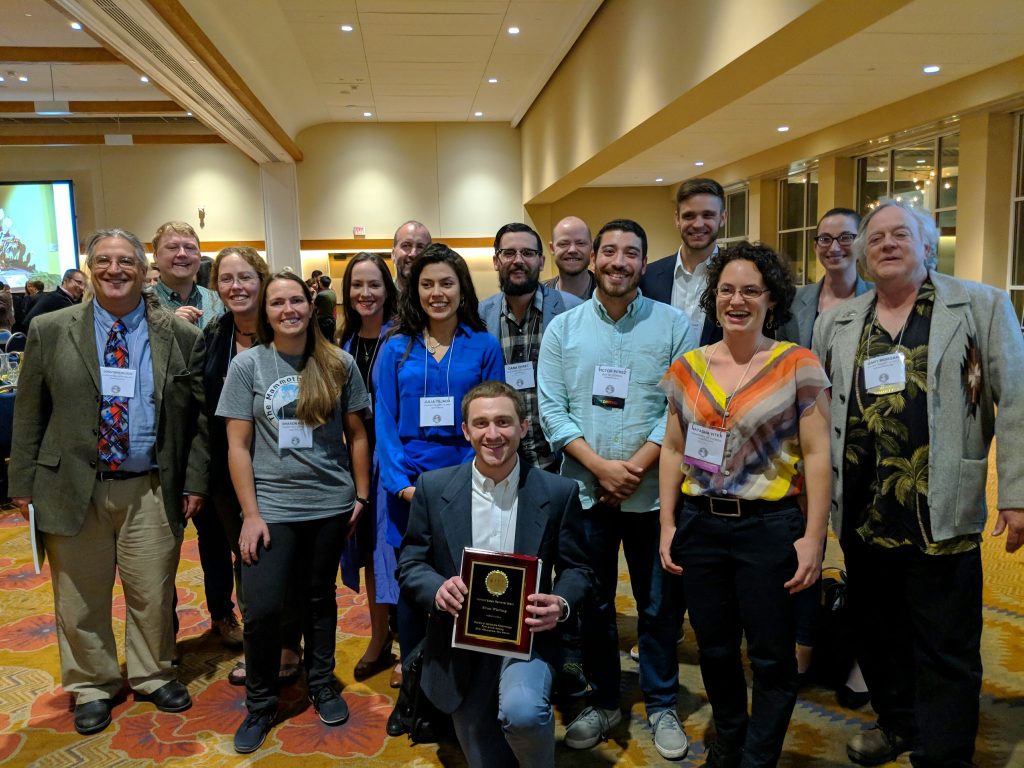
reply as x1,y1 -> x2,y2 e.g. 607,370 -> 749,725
423,331 -> 456,398
692,338 -> 763,429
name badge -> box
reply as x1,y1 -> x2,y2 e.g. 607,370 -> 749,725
100,366 -> 136,398
592,365 -> 630,409
683,423 -> 727,473
419,396 -> 455,427
689,317 -> 703,344
504,361 -> 535,390
864,352 -> 906,395
278,418 -> 313,450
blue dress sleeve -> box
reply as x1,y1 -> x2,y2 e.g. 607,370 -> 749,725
374,336 -> 415,495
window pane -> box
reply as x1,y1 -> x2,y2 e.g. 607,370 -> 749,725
892,145 -> 932,208
1011,291 -> 1024,330
1018,117 -> 1024,198
779,231 -> 806,285
938,134 -> 959,209
726,190 -> 747,239
806,172 -> 819,228
780,178 -> 805,231
806,231 -> 822,283
935,209 -> 956,275
1014,200 -> 1024,286
858,153 -> 889,213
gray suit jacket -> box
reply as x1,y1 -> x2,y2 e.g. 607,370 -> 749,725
812,271 -> 1024,541
478,284 -> 581,337
777,275 -> 872,348
398,461 -> 591,714
10,299 -> 209,537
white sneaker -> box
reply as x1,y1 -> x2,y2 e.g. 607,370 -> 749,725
564,706 -> 622,749
649,709 -> 689,760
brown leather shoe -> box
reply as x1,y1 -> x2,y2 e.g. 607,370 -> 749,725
388,665 -> 403,689
213,613 -> 244,649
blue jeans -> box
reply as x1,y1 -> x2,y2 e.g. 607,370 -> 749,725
672,500 -> 801,768
451,654 -> 555,768
581,505 -> 684,715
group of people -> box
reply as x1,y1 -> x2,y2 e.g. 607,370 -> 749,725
8,175 -> 1023,768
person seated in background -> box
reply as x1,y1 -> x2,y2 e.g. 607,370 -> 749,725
150,220 -> 224,330
398,381 -> 591,767
22,269 -> 86,331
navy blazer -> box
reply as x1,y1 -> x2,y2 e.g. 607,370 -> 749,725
639,253 -> 721,345
397,461 -> 591,714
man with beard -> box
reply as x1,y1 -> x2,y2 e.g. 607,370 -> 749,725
543,216 -> 596,300
479,223 -> 581,471
391,220 -> 432,292
538,219 -> 696,759
640,178 -> 727,345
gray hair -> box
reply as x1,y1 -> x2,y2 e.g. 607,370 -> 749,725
85,228 -> 148,270
852,198 -> 939,270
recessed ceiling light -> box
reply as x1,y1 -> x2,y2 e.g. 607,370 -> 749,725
70,21 -> 82,30
777,125 -> 789,132
694,161 -> 705,167
487,77 -> 498,84
0,76 -> 5,83
923,65 -> 941,74
186,112 -> 192,116
340,24 -> 353,32
915,158 -> 926,164
18,76 -> 28,82
655,177 -> 663,183
363,111 -> 372,117
508,26 -> 520,34
140,75 -> 149,83
474,111 -> 483,117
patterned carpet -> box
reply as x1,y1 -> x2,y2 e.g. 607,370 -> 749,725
0,477 -> 1021,766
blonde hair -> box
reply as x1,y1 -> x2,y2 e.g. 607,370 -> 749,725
152,221 -> 200,253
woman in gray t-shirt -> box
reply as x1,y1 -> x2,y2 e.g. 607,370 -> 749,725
216,271 -> 371,754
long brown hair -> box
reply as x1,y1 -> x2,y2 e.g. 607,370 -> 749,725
257,271 -> 346,426
339,252 -> 397,346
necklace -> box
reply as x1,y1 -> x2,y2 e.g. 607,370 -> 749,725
425,331 -> 452,354
235,328 -> 257,341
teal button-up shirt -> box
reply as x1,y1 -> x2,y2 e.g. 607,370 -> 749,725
538,292 -> 695,512
152,281 -> 224,331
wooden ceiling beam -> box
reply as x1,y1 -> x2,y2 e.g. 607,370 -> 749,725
0,100 -> 183,114
0,46 -> 119,64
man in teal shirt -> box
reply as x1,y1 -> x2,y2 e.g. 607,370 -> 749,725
151,220 -> 224,330
538,218 -> 696,760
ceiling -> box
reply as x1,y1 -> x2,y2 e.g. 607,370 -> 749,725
1,0 -> 1023,193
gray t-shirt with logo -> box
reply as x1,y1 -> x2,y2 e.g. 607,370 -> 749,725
216,344 -> 370,523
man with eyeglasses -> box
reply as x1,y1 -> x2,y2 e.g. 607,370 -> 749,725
778,208 -> 872,348
538,219 -> 695,760
543,216 -> 596,300
392,220 -> 432,292
22,268 -> 87,331
10,228 -> 208,735
640,178 -> 727,345
150,221 -> 224,330
479,223 -> 581,473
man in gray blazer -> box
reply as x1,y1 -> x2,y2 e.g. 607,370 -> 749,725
777,207 -> 872,348
478,222 -> 581,471
813,200 -> 1024,767
10,228 -> 209,736
398,381 -> 591,767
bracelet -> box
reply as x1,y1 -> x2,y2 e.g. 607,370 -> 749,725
355,496 -> 370,507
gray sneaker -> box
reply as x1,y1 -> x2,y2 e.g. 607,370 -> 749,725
564,706 -> 622,749
649,709 -> 689,760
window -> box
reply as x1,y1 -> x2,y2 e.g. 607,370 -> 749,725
778,170 -> 818,285
1008,114 -> 1024,325
855,133 -> 958,273
719,186 -> 748,246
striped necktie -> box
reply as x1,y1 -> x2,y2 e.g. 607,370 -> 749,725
97,319 -> 129,469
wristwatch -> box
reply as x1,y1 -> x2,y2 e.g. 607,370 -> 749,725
556,596 -> 571,623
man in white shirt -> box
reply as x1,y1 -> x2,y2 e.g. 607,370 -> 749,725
398,381 -> 591,767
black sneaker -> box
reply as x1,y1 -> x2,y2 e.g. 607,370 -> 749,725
703,741 -> 742,768
309,685 -> 350,726
234,708 -> 275,754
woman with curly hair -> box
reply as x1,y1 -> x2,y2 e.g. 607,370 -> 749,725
375,243 -> 503,733
658,242 -> 831,767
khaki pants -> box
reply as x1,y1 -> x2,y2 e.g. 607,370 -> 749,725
44,474 -> 182,704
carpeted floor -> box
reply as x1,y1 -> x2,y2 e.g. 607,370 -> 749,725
0,474 -> 1021,766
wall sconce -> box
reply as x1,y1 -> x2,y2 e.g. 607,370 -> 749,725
198,205 -> 206,229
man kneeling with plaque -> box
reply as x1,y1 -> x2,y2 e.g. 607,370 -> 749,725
398,381 -> 591,767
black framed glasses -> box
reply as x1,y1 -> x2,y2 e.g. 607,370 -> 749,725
813,233 -> 856,247
496,248 -> 541,261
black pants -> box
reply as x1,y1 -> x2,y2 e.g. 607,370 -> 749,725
843,533 -> 982,768
241,514 -> 349,713
673,500 -> 801,768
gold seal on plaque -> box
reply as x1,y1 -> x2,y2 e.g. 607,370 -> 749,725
485,569 -> 509,596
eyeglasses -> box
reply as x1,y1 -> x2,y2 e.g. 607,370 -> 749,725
813,233 -> 856,247
217,273 -> 260,286
496,248 -> 541,262
92,256 -> 139,269
716,285 -> 767,299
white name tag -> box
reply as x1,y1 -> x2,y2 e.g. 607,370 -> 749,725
592,365 -> 630,409
504,361 -> 535,390
689,317 -> 703,344
100,366 -> 136,398
419,396 -> 455,427
683,423 -> 727,473
278,418 -> 313,450
864,352 -> 906,395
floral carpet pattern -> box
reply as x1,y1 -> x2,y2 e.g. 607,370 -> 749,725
0,474 -> 1021,766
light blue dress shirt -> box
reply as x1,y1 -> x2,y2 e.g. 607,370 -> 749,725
537,292 -> 695,512
93,298 -> 157,471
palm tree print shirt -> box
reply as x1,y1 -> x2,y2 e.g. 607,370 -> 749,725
843,278 -> 978,554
